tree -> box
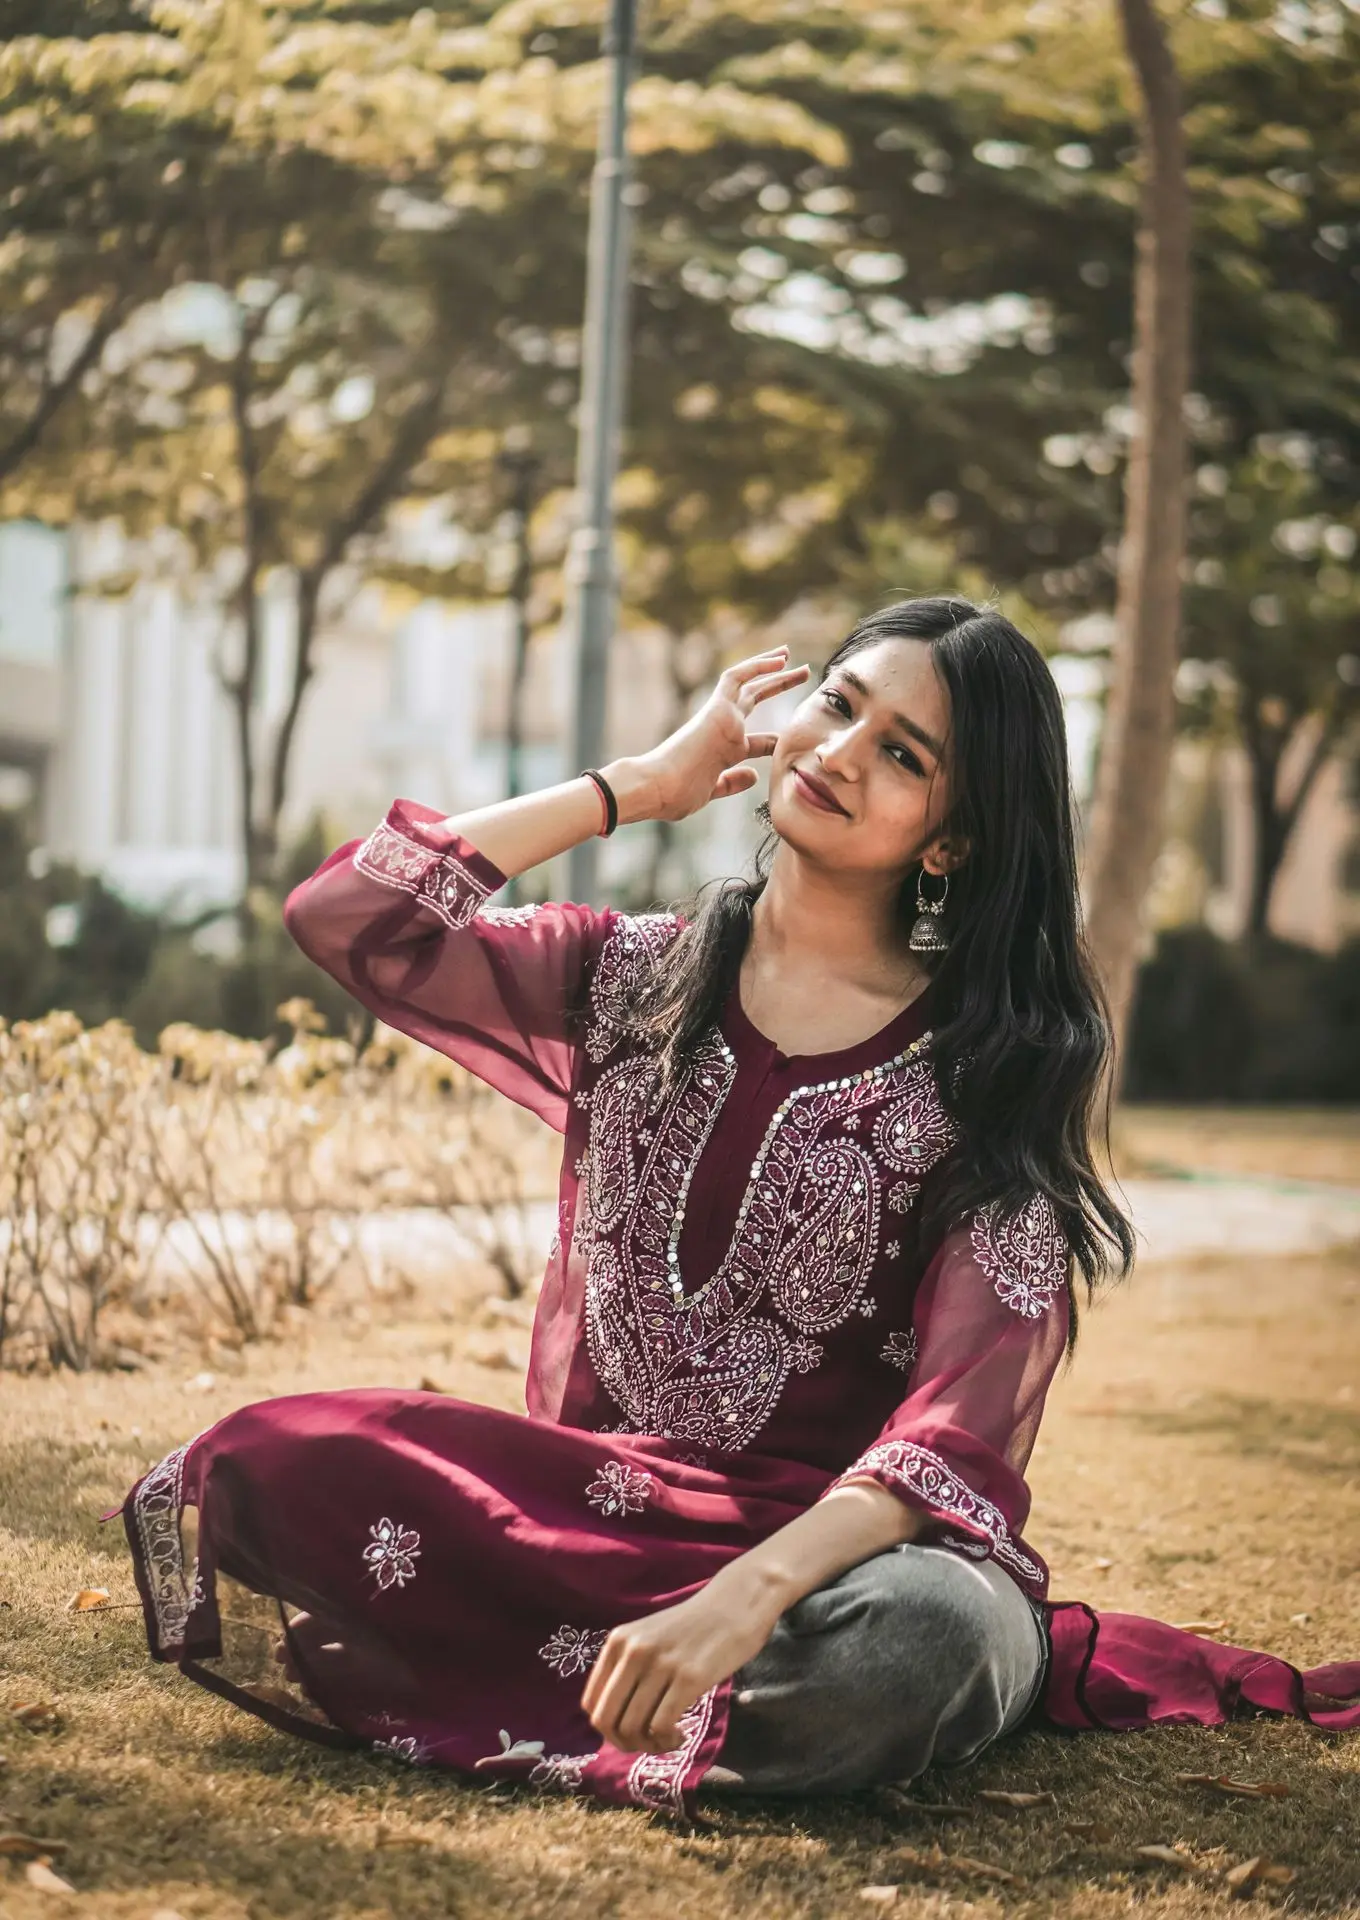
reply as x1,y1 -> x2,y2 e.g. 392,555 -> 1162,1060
1182,445 -> 1360,936
1079,0 -> 1191,1048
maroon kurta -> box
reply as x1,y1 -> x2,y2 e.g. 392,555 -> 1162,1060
122,801 -> 1360,1817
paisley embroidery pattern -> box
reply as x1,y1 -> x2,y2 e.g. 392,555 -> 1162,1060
475,902 -> 544,927
539,1624 -> 609,1676
372,1733 -> 430,1765
362,1517 -> 421,1591
971,1193 -> 1069,1319
584,912 -> 684,1062
353,818 -> 494,932
823,1438 -> 1044,1588
585,1460 -> 654,1517
579,938 -> 957,1453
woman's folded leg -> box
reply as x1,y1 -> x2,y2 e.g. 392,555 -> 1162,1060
700,1542 -> 1047,1795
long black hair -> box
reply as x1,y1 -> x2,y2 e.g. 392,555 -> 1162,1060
619,596 -> 1134,1318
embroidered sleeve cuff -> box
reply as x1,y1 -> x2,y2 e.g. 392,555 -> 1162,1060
353,801 -> 508,932
820,1438 -> 1043,1589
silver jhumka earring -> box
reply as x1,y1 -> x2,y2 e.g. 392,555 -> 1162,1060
754,799 -> 774,829
908,870 -> 950,953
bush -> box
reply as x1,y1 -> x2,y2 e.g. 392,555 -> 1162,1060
1125,927 -> 1360,1103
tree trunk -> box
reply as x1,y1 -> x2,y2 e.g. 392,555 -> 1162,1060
1081,0 -> 1192,1062
1242,703 -> 1346,939
0,295 -> 128,486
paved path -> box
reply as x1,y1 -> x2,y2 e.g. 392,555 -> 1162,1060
332,1176 -> 1360,1283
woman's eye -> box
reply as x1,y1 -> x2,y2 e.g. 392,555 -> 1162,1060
888,743 -> 924,776
821,688 -> 850,715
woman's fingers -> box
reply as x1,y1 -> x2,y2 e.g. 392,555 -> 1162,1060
711,766 -> 759,801
721,646 -> 791,692
737,663 -> 809,713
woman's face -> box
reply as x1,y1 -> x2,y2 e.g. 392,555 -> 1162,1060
768,637 -> 960,878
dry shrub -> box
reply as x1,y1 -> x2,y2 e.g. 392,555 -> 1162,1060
0,1001 -> 545,1369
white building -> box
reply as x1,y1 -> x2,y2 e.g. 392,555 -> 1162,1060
0,518 -> 752,921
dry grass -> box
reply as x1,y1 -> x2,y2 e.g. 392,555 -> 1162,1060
1,1241 -> 1358,1919
1115,1108 -> 1360,1189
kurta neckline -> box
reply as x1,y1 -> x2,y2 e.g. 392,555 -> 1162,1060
721,972 -> 934,1076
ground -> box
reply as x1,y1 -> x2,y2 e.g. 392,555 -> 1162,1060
1,1115 -> 1357,1920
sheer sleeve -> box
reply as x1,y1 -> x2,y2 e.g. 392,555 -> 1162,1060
283,799 -> 613,1133
820,1194 -> 1070,1594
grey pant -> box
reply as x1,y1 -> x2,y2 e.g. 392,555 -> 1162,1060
699,1543 -> 1047,1796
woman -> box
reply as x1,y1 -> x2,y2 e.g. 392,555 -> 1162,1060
123,599 -> 1359,1815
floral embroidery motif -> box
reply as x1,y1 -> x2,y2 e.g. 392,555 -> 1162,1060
970,1193 -> 1068,1320
888,1180 -> 919,1214
130,1437 -> 206,1654
353,817 -> 494,932
585,1460 -> 654,1518
539,1624 -> 609,1677
474,1729 -> 547,1770
362,1517 -> 421,1591
626,1688 -> 720,1815
787,1334 -> 823,1374
880,1329 -> 918,1373
530,1751 -> 594,1793
373,1733 -> 430,1765
824,1439 -> 1044,1588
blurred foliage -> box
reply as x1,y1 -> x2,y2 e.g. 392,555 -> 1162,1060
1126,925 -> 1360,1103
0,0 -> 1356,924
0,804 -> 353,1046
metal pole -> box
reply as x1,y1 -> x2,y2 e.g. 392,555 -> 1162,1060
566,0 -> 639,904
498,438 -> 541,906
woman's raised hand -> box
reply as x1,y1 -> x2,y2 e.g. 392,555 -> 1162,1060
633,647 -> 809,824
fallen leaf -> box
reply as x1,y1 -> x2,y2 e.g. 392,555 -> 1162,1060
1174,1773 -> 1290,1800
892,1844 -> 1024,1887
418,1376 -> 449,1394
0,1834 -> 68,1860
1172,1620 -> 1228,1636
24,1858 -> 76,1893
1224,1858 -> 1297,1895
65,1589 -> 111,1614
858,1890 -> 900,1907
375,1824 -> 436,1849
878,1788 -> 970,1816
977,1789 -> 1056,1809
1063,1820 -> 1115,1842
1134,1845 -> 1210,1874
1289,1612 -> 1311,1626
11,1702 -> 62,1733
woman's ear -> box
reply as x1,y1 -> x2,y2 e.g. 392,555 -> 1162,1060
922,835 -> 970,877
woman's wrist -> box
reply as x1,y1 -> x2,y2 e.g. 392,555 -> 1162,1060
597,756 -> 663,828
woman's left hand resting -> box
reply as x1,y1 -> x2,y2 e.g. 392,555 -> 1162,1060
581,1478 -> 921,1754
582,1583 -> 779,1755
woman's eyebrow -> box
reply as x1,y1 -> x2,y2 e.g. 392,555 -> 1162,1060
838,667 -> 944,761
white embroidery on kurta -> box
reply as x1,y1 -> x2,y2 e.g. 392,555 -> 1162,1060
584,912 -> 684,1062
475,902 -> 543,927
353,818 -> 494,931
787,1334 -> 823,1374
529,1751 -> 594,1792
625,1688 -> 720,1815
474,1729 -> 547,1769
372,1734 -> 430,1765
579,946 -> 957,1453
362,1517 -> 421,1591
539,1624 -> 609,1676
970,1193 -> 1068,1319
888,1180 -> 919,1214
130,1438 -> 206,1654
826,1438 -> 1043,1586
585,1460 -> 654,1518
880,1329 -> 919,1373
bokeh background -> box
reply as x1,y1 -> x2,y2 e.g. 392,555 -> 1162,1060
0,0 -> 1357,1105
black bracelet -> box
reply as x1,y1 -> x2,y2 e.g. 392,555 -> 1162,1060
581,768 -> 619,837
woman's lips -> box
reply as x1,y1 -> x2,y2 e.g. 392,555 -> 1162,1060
792,768 -> 848,816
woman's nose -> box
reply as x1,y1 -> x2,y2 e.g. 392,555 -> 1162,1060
816,726 -> 863,775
